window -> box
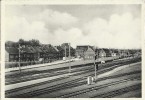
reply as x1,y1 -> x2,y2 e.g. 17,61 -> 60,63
15,55 -> 18,58
10,55 -> 14,58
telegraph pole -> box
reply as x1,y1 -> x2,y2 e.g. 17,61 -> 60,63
69,43 -> 71,74
94,47 -> 97,80
65,46 -> 66,59
64,45 -> 67,72
94,60 -> 97,79
94,47 -> 99,80
18,44 -> 21,73
113,50 -> 114,61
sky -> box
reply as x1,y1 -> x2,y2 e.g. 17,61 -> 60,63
5,5 -> 141,49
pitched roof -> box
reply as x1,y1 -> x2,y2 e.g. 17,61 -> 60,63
113,49 -> 119,53
53,46 -> 59,52
101,48 -> 111,54
110,49 -> 119,54
89,46 -> 95,51
5,47 -> 19,54
44,44 -> 58,53
40,46 -> 48,53
76,45 -> 94,52
55,46 -> 64,51
32,46 -> 43,53
76,46 -> 88,51
128,49 -> 138,54
28,46 -> 37,53
95,48 -> 101,53
20,46 -> 35,53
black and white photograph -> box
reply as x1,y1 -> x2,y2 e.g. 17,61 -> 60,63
1,0 -> 143,98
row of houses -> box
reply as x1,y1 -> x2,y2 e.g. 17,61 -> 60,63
5,43 -> 141,62
75,45 -> 141,60
5,43 -> 75,62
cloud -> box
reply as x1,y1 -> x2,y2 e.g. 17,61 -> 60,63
5,6 -> 141,49
5,16 -> 51,43
53,28 -> 83,46
40,9 -> 78,27
25,9 -> 78,31
81,12 -> 141,49
5,8 -> 79,43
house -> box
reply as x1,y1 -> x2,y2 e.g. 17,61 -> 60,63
113,49 -> 120,56
98,48 -> 106,58
5,47 -> 19,62
110,49 -> 119,57
5,42 -> 76,63
76,45 -> 95,60
31,46 -> 43,60
20,45 -> 36,61
40,45 -> 48,59
40,44 -> 52,62
98,48 -> 112,58
134,49 -> 141,57
127,49 -> 141,57
103,48 -> 112,57
46,44 -> 59,61
41,44 -> 59,62
5,45 -> 37,62
53,46 -> 60,60
37,46 -> 45,58
118,49 -> 128,58
76,46 -> 87,58
54,46 -> 64,60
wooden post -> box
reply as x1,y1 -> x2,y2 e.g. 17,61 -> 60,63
69,43 -> 71,74
94,61 -> 96,79
65,46 -> 66,59
94,47 -> 97,80
18,44 -> 21,73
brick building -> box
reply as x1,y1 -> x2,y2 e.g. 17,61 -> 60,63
76,45 -> 95,60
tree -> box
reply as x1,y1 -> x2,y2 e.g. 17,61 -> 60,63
5,41 -> 12,47
6,39 -> 41,47
29,39 -> 40,46
18,39 -> 25,45
5,41 -> 18,47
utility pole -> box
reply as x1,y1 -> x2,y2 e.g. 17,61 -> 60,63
94,60 -> 97,79
113,50 -> 114,61
18,44 -> 21,73
69,43 -> 71,74
94,47 -> 97,80
65,46 -> 66,59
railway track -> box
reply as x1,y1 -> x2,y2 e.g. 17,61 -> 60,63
5,60 -> 118,85
92,84 -> 141,98
6,58 -> 140,85
60,76 -> 141,98
6,65 -> 94,85
6,67 -> 141,98
6,61 -> 122,94
5,68 -> 93,96
5,59 -> 141,98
